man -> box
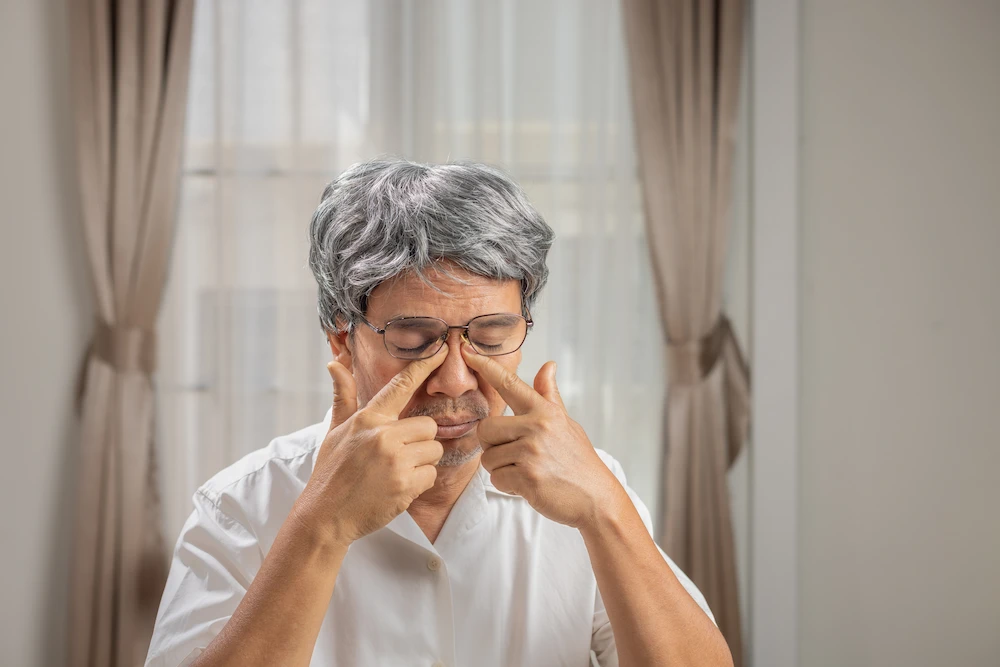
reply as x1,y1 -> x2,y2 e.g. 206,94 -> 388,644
145,159 -> 732,667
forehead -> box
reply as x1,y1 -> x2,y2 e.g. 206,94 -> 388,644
367,263 -> 521,321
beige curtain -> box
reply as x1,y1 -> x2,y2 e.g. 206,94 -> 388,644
621,0 -> 750,664
67,1 -> 195,665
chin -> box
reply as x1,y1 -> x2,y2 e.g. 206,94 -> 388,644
436,440 -> 483,468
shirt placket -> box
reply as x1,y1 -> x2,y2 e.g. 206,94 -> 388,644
384,468 -> 489,667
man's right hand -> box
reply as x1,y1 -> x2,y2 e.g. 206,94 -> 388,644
189,348 -> 450,666
293,344 -> 449,547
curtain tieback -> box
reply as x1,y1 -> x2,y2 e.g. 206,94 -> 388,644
91,319 -> 158,375
666,314 -> 735,386
74,320 -> 157,415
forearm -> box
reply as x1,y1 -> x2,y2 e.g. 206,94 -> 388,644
580,487 -> 733,667
192,505 -> 348,667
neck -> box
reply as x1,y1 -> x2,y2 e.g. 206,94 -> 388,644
407,454 -> 482,544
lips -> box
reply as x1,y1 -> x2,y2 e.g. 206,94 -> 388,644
434,419 -> 478,439
434,416 -> 477,426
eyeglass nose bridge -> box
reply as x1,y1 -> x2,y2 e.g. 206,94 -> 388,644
436,324 -> 473,346
434,324 -> 478,354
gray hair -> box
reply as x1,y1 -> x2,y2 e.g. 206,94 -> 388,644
308,158 -> 555,333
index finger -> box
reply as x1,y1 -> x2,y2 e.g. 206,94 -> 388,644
460,343 -> 542,415
365,344 -> 449,419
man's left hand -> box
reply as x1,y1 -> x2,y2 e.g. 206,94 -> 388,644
460,343 -> 625,529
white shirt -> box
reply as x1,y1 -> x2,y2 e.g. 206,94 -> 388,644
146,409 -> 714,667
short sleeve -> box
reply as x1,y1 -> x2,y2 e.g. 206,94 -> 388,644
144,491 -> 263,667
590,450 -> 716,666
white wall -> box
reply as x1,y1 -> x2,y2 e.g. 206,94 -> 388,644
799,1 -> 1000,665
0,1 -> 85,665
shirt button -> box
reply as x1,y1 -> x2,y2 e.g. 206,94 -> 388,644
427,557 -> 442,572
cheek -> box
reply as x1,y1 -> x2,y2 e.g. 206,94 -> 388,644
354,352 -> 408,407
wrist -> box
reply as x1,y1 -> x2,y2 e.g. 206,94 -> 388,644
289,497 -> 354,553
578,474 -> 631,535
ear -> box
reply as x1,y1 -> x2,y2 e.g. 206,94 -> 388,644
326,326 -> 354,373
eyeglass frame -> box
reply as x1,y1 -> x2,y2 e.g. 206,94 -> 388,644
355,311 -> 534,359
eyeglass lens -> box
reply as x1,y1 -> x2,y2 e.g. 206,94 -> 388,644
383,313 -> 527,359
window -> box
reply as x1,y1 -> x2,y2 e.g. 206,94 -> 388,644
156,0 -> 665,541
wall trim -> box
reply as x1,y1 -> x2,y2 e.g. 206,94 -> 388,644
749,1 -> 800,666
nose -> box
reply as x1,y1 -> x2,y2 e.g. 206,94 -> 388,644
423,329 -> 478,399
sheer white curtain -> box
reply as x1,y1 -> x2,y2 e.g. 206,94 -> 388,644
156,0 -> 664,543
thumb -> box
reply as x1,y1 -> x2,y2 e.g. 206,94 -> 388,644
533,361 -> 564,408
327,360 -> 358,427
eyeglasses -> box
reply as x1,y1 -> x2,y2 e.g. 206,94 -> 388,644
357,312 -> 533,360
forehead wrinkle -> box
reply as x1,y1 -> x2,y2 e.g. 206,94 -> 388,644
385,291 -> 512,324
371,274 -> 520,325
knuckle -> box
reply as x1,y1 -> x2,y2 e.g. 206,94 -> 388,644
374,429 -> 396,455
344,413 -> 364,432
355,410 -> 377,429
500,371 -> 521,392
389,374 -> 415,396
387,466 -> 407,494
392,451 -> 410,474
521,466 -> 540,486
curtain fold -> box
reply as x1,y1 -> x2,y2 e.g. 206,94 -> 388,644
67,1 -> 196,665
621,0 -> 749,664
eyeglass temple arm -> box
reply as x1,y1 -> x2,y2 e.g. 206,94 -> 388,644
357,317 -> 385,335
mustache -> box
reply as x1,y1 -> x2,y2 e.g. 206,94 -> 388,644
404,395 -> 491,421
